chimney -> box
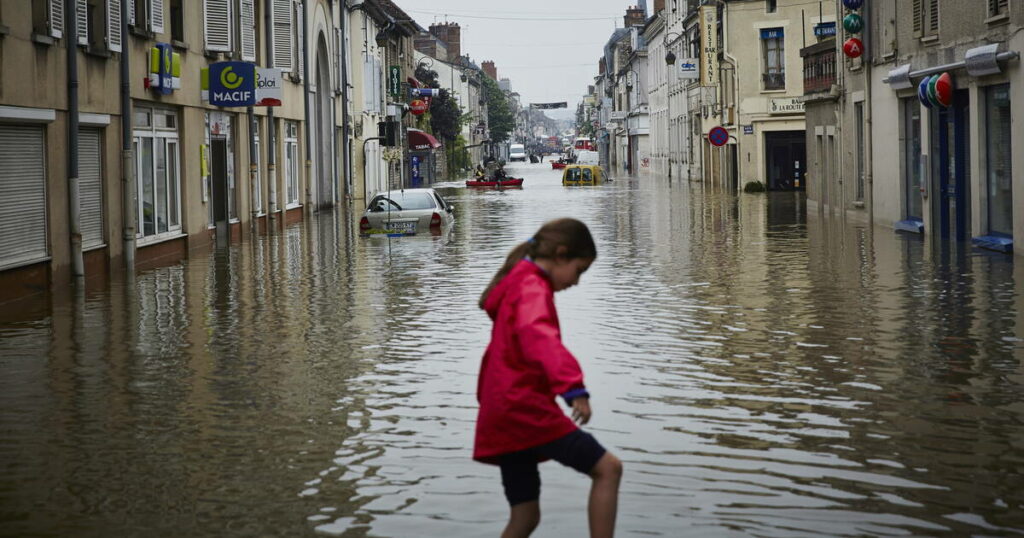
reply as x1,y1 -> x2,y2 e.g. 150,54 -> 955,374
624,5 -> 645,28
481,61 -> 497,80
429,22 -> 461,63
653,0 -> 665,13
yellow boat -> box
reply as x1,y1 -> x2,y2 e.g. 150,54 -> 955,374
561,165 -> 604,186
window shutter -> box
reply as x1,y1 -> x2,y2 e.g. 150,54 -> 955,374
334,28 -> 342,92
107,0 -> 122,52
928,0 -> 939,33
272,0 -> 293,69
0,126 -> 48,267
149,0 -> 164,34
49,0 -> 65,38
129,0 -> 135,25
295,0 -> 304,77
204,0 -> 232,52
912,0 -> 922,36
77,0 -> 88,45
79,129 -> 105,250
240,0 -> 256,61
363,58 -> 373,110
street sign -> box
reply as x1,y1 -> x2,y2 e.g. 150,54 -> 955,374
410,87 -> 440,98
388,66 -> 402,98
708,126 -> 729,147
209,62 -> 256,107
743,125 -> 754,135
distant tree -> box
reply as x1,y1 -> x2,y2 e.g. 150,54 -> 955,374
414,65 -> 464,143
481,76 -> 514,144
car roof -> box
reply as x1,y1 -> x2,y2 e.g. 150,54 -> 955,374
375,188 -> 438,195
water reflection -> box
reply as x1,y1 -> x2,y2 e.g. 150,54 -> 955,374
0,164 -> 1021,536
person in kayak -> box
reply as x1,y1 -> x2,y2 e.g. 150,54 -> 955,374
475,218 -> 623,538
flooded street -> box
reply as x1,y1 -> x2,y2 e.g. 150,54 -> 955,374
2,162 -> 1023,537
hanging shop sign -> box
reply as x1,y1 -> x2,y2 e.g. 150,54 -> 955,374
699,5 -> 719,86
410,88 -> 440,98
843,38 -> 864,58
843,13 -> 864,33
388,66 -> 402,98
205,62 -> 257,107
769,97 -> 805,114
409,99 -> 429,116
842,0 -> 864,8
679,58 -> 700,79
254,68 -> 283,106
146,43 -> 180,95
918,73 -> 954,108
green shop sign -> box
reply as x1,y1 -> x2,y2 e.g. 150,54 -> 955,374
389,66 -> 402,98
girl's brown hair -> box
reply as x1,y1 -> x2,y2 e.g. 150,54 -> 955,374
479,218 -> 597,308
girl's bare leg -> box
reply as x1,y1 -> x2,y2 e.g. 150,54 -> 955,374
588,452 -> 623,538
502,500 -> 540,538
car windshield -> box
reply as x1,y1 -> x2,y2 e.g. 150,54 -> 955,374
369,192 -> 437,212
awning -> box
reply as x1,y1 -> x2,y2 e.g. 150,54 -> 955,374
408,128 -> 442,151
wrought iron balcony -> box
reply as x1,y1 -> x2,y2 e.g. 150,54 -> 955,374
763,72 -> 786,90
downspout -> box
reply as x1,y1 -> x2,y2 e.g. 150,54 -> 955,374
247,106 -> 258,236
66,0 -> 83,278
302,0 -> 314,211
341,1 -> 352,200
120,0 -> 135,270
266,0 -> 278,229
863,0 -> 874,219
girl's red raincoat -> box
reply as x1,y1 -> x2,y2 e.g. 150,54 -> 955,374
474,259 -> 586,463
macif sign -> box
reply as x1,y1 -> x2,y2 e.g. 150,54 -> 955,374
209,62 -> 256,107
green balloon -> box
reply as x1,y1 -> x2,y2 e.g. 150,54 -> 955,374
843,13 -> 864,34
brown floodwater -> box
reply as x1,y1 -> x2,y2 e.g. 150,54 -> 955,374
2,162 -> 1023,537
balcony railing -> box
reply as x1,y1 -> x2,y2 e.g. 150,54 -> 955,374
802,48 -> 836,94
763,72 -> 786,90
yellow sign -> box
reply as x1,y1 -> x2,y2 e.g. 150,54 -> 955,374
700,6 -> 719,87
200,144 -> 209,177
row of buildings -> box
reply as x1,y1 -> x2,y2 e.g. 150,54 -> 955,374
581,0 -> 1020,257
0,1 -> 517,300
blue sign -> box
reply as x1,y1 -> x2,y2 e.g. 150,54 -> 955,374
209,62 -> 256,107
843,0 -> 864,9
708,126 -> 729,147
151,43 -> 174,95
743,125 -> 754,135
411,155 -> 422,185
814,22 -> 837,37
760,28 -> 784,40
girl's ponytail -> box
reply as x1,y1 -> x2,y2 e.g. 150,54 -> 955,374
478,218 -> 596,309
479,240 -> 534,309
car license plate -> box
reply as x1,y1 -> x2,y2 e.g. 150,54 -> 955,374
384,221 -> 416,235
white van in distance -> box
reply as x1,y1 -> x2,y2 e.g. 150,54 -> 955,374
509,144 -> 527,162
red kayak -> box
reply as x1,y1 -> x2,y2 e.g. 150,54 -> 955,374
551,162 -> 567,169
466,178 -> 524,187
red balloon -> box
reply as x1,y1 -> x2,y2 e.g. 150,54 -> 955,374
843,38 -> 864,59
409,99 -> 428,115
934,72 -> 953,107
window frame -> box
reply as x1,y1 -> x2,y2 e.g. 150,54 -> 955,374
760,28 -> 785,91
284,121 -> 300,207
984,84 -> 1013,236
133,105 -> 182,243
902,98 -> 923,221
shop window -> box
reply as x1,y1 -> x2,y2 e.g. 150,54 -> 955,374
985,84 -> 1012,236
761,28 -> 785,90
903,98 -> 923,220
285,121 -> 300,206
133,106 -> 181,240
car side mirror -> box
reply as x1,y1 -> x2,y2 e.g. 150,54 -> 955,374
446,206 -> 453,213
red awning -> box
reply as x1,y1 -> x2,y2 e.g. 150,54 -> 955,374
408,128 -> 442,151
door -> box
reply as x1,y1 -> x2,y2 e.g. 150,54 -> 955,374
932,89 -> 971,241
764,131 -> 806,191
210,137 -> 229,245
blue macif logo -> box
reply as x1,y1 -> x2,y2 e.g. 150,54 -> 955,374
209,62 -> 256,107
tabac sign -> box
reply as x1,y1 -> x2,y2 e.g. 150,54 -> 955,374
700,5 -> 719,86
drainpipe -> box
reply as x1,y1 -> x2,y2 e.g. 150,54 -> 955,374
302,0 -> 314,211
120,0 -> 135,270
863,0 -> 874,219
265,0 -> 278,230
66,0 -> 83,278
248,106 -> 258,236
341,4 -> 352,200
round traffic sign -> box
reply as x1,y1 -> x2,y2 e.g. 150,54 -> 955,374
409,99 -> 428,116
708,126 -> 729,147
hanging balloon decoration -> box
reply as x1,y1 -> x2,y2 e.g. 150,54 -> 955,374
918,76 -> 934,109
934,72 -> 954,107
843,0 -> 864,9
842,0 -> 866,59
843,38 -> 865,58
843,13 -> 864,33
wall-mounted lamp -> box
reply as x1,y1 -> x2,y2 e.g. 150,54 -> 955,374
663,32 -> 682,65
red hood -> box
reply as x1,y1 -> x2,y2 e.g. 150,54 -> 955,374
482,259 -> 551,319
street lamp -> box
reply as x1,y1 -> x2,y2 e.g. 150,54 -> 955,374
663,31 -> 682,65
624,69 -> 639,92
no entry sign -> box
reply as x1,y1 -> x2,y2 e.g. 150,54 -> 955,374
708,126 -> 729,147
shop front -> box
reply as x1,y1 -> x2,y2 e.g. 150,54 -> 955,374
408,128 -> 442,186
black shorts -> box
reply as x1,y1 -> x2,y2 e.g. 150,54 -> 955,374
498,430 -> 607,506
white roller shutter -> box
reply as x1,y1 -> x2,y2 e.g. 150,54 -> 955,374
79,129 -> 104,250
149,0 -> 164,34
272,0 -> 293,70
0,126 -> 48,268
295,0 -> 303,77
240,0 -> 256,61
107,0 -> 122,52
204,0 -> 231,51
77,0 -> 88,45
49,0 -> 65,39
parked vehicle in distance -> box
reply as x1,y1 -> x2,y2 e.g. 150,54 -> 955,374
562,165 -> 604,186
575,150 -> 600,165
573,137 -> 596,152
509,144 -> 527,162
360,188 -> 454,236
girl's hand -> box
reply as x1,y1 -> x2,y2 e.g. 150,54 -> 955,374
571,397 -> 592,425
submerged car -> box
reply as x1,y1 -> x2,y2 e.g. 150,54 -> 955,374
359,188 -> 454,235
562,165 -> 604,186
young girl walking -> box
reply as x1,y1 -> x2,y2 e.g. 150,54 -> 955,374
475,218 -> 623,538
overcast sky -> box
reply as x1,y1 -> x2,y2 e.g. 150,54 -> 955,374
396,0 -> 641,119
